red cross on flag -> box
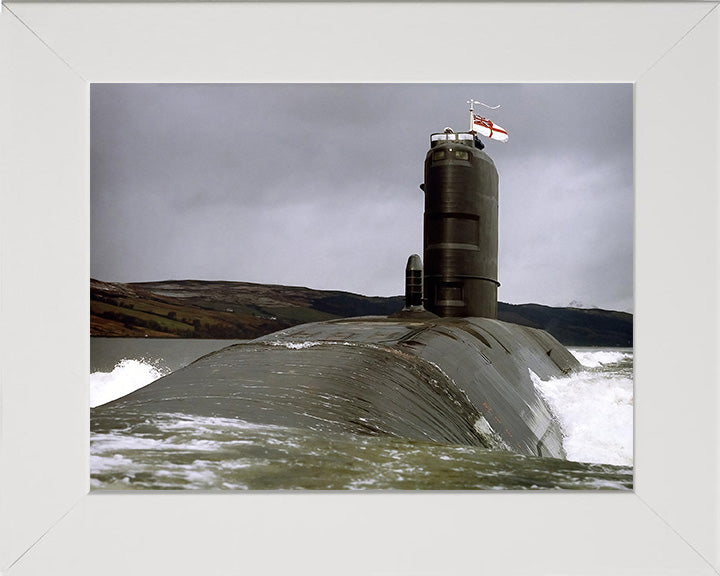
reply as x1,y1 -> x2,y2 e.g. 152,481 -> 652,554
473,114 -> 509,143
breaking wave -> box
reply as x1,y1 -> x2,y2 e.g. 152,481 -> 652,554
570,348 -> 632,369
90,359 -> 170,408
532,349 -> 633,466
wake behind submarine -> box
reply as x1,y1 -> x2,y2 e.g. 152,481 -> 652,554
92,122 -> 581,459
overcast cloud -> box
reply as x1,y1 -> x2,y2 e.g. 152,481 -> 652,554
91,83 -> 633,312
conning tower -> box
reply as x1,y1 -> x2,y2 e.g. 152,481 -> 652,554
421,129 -> 499,318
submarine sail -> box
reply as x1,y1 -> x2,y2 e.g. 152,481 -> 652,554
423,130 -> 499,319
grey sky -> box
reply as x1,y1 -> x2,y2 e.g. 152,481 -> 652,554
91,84 -> 633,313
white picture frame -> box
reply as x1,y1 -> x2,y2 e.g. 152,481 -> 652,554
1,2 -> 718,575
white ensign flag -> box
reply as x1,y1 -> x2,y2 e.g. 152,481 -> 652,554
473,114 -> 509,143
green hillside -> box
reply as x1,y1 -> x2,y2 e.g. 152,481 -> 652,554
91,279 -> 632,347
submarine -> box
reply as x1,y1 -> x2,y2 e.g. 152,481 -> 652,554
92,125 -> 581,460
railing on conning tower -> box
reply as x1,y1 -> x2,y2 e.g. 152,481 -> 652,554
431,132 -> 474,141
430,131 -> 474,145
430,130 -> 485,150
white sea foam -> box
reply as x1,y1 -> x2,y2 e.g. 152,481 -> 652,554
531,369 -> 633,466
153,413 -> 286,434
268,340 -> 322,349
569,348 -> 632,369
89,359 -> 170,408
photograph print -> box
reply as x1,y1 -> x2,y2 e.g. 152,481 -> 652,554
90,83 -> 633,490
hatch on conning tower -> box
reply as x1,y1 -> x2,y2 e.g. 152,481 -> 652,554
421,130 -> 499,319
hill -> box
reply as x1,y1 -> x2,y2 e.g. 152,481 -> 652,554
90,279 -> 632,347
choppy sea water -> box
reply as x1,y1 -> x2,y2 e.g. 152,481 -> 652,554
90,339 -> 633,490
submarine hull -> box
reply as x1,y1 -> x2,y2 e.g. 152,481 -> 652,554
93,316 -> 580,459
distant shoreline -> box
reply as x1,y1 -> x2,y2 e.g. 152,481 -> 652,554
91,278 -> 632,347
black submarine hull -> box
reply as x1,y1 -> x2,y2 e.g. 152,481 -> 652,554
92,315 -> 580,459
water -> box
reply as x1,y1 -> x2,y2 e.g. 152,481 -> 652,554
90,339 -> 633,490
532,348 -> 633,466
90,338 -> 245,408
